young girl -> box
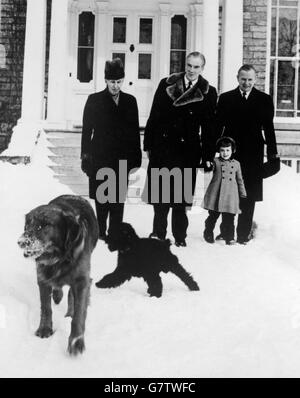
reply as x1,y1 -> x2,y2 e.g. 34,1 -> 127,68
202,137 -> 247,245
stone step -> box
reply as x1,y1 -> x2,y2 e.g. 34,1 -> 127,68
49,156 -> 81,166
47,137 -> 82,147
49,165 -> 83,175
48,146 -> 81,157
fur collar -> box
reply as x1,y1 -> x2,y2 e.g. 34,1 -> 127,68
166,72 -> 210,107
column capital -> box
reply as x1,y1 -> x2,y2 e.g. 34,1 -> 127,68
96,1 -> 109,14
190,3 -> 203,17
159,3 -> 171,16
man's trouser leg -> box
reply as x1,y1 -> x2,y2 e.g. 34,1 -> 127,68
153,204 -> 170,239
95,201 -> 110,237
172,204 -> 188,241
237,198 -> 256,241
205,210 -> 220,235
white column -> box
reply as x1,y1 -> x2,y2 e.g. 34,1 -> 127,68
46,0 -> 69,126
96,1 -> 109,91
220,0 -> 243,92
20,0 -> 47,122
201,0 -> 219,88
159,3 -> 171,80
190,4 -> 202,53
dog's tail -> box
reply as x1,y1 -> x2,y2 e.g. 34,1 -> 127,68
169,261 -> 200,292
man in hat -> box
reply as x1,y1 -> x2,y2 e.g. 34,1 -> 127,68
81,58 -> 141,241
215,64 -> 279,244
142,51 -> 217,247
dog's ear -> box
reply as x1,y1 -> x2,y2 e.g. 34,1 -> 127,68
63,213 -> 82,255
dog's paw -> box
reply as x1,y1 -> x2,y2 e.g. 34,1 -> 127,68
68,335 -> 85,356
35,326 -> 54,338
52,288 -> 63,305
189,281 -> 200,291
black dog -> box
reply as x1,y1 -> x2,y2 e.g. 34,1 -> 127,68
95,223 -> 199,297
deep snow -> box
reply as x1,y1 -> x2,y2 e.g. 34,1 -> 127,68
1,132 -> 300,378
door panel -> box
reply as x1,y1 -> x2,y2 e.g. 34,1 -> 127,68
111,13 -> 155,126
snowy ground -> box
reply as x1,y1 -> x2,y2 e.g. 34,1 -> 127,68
1,133 -> 300,378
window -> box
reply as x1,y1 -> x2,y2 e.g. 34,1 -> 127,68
170,15 -> 187,74
270,0 -> 300,117
77,12 -> 95,83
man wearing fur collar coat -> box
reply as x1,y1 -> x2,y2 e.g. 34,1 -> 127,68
143,51 -> 217,247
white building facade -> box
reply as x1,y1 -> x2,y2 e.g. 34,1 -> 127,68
19,0 -> 244,130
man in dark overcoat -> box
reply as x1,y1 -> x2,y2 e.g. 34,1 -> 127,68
215,64 -> 279,244
143,52 -> 217,247
81,59 -> 141,241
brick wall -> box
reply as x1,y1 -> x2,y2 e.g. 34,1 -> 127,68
0,0 -> 51,153
0,0 -> 26,153
243,0 -> 269,91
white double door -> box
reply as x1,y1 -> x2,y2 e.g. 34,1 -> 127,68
110,12 -> 157,125
67,11 -> 157,127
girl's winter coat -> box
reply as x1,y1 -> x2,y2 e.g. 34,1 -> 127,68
202,157 -> 247,214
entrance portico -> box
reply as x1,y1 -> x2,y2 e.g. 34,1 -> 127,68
17,0 -> 243,142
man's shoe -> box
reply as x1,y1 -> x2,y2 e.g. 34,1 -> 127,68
225,239 -> 235,246
99,233 -> 107,242
175,240 -> 187,247
203,230 -> 214,244
149,232 -> 165,241
215,234 -> 224,241
236,237 -> 248,245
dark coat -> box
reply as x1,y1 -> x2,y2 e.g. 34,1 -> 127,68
215,87 -> 278,202
202,158 -> 247,214
81,88 -> 141,199
143,72 -> 217,206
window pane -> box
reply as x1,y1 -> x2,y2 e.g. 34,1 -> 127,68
171,15 -> 187,50
112,53 -> 126,70
78,12 -> 95,47
279,0 -> 298,6
278,8 -> 297,56
77,48 -> 94,83
270,59 -> 275,101
138,54 -> 151,79
113,18 -> 126,43
271,8 -> 277,56
170,51 -> 186,74
139,18 -> 153,44
277,60 -> 295,110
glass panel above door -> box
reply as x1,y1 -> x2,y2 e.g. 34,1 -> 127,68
139,18 -> 153,44
138,53 -> 152,79
113,17 -> 127,43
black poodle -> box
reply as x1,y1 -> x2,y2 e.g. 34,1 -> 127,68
95,222 -> 199,297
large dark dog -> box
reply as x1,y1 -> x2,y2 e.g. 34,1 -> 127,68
95,223 -> 199,297
18,195 -> 98,355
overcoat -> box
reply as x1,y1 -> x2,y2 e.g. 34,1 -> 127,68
142,72 -> 217,206
202,158 -> 247,214
215,87 -> 278,202
81,88 -> 142,199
